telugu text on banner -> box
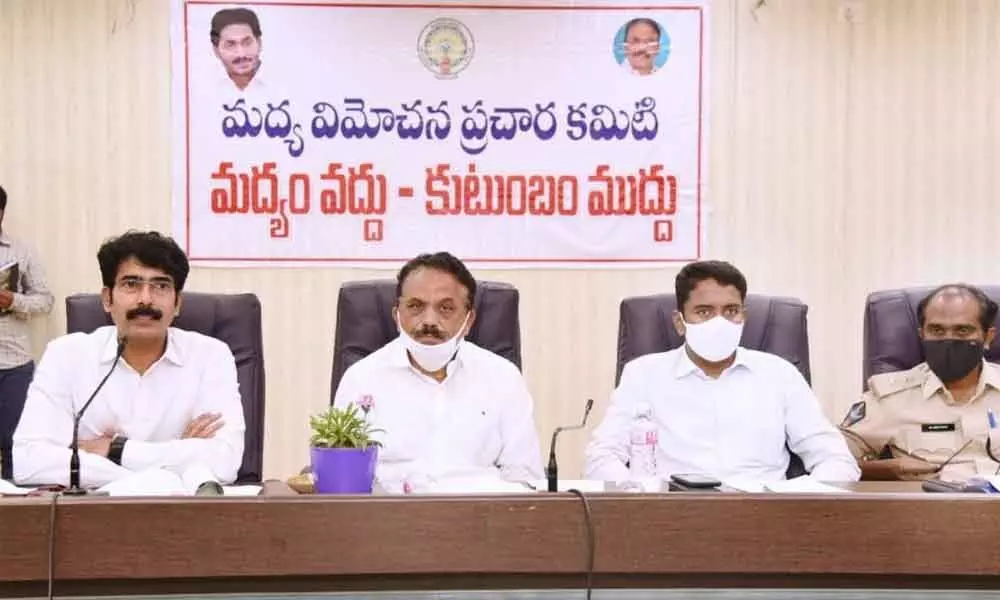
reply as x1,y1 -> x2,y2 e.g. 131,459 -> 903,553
170,0 -> 710,268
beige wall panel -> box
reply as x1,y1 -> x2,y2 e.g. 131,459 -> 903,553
1,0 -> 997,479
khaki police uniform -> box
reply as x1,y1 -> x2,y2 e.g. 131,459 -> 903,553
842,361 -> 1000,481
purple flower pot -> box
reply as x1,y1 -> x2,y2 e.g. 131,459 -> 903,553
310,446 -> 378,494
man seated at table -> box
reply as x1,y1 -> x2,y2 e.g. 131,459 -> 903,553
585,260 -> 860,483
842,284 -> 1000,481
333,252 -> 542,491
12,231 -> 245,488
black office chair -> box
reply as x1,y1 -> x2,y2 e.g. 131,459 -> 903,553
65,292 -> 266,483
616,293 -> 814,478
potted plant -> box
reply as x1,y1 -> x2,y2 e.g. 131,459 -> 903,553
309,400 -> 381,494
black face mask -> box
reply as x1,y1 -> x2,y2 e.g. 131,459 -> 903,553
922,339 -> 984,384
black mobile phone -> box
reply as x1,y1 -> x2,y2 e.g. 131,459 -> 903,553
670,473 -> 722,489
921,479 -> 960,493
921,479 -> 990,494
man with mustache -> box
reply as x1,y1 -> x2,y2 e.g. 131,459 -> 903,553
12,231 -> 245,489
621,18 -> 662,76
332,252 -> 543,492
842,284 -> 1000,481
211,7 -> 264,93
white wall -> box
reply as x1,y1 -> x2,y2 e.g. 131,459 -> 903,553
2,0 -> 998,479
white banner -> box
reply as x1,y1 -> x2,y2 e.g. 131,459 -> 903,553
171,1 -> 710,268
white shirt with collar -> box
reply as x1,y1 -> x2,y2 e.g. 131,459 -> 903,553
621,59 -> 659,76
333,337 -> 543,490
214,63 -> 268,103
13,326 -> 245,487
585,347 -> 860,483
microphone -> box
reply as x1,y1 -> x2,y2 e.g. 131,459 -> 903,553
183,464 -> 224,496
195,481 -> 224,496
64,336 -> 127,496
546,398 -> 594,493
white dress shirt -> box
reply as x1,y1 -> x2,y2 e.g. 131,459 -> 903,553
585,347 -> 860,483
621,59 -> 659,76
333,338 -> 543,490
214,63 -> 268,104
13,326 -> 245,487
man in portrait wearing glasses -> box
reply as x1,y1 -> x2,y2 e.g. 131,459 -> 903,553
841,284 -> 1000,482
332,252 -> 542,492
585,260 -> 859,483
12,231 -> 245,488
620,18 -> 662,76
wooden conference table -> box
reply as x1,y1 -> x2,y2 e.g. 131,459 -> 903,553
1,481 -> 999,597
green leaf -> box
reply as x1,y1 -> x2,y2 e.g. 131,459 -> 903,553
308,404 -> 383,449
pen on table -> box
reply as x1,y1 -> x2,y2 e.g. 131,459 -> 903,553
986,409 -> 1000,469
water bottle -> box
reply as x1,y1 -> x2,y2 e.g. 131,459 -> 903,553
628,403 -> 659,480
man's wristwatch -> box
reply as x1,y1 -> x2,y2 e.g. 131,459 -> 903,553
108,436 -> 128,465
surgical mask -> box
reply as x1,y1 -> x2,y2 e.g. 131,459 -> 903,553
682,316 -> 743,362
397,313 -> 470,372
922,339 -> 984,384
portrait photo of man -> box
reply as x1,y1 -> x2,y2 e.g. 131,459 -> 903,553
614,17 -> 669,77
210,7 -> 264,92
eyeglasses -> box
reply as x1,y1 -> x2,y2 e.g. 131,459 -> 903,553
115,276 -> 175,297
624,40 -> 661,50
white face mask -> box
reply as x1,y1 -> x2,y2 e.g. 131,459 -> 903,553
397,313 -> 470,372
682,316 -> 743,362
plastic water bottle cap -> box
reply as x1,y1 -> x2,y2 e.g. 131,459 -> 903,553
633,402 -> 652,418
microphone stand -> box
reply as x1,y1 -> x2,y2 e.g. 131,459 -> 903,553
64,337 -> 126,496
546,399 -> 594,492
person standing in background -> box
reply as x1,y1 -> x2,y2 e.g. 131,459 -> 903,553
0,185 -> 54,480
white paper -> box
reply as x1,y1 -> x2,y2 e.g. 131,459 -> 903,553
530,479 -> 605,493
422,476 -> 535,495
180,463 -> 221,493
0,479 -> 34,496
97,467 -> 252,497
722,478 -> 768,493
619,477 -> 664,493
223,485 -> 262,496
763,477 -> 850,494
98,469 -> 188,497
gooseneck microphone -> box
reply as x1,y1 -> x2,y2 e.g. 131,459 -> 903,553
546,398 -> 594,492
64,336 -> 127,495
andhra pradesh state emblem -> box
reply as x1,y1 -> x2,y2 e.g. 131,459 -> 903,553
417,17 -> 474,79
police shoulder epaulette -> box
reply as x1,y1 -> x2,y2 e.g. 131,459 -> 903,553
868,367 -> 924,399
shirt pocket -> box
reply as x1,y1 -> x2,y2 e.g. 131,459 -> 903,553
720,389 -> 785,457
452,405 -> 503,465
901,422 -> 963,457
